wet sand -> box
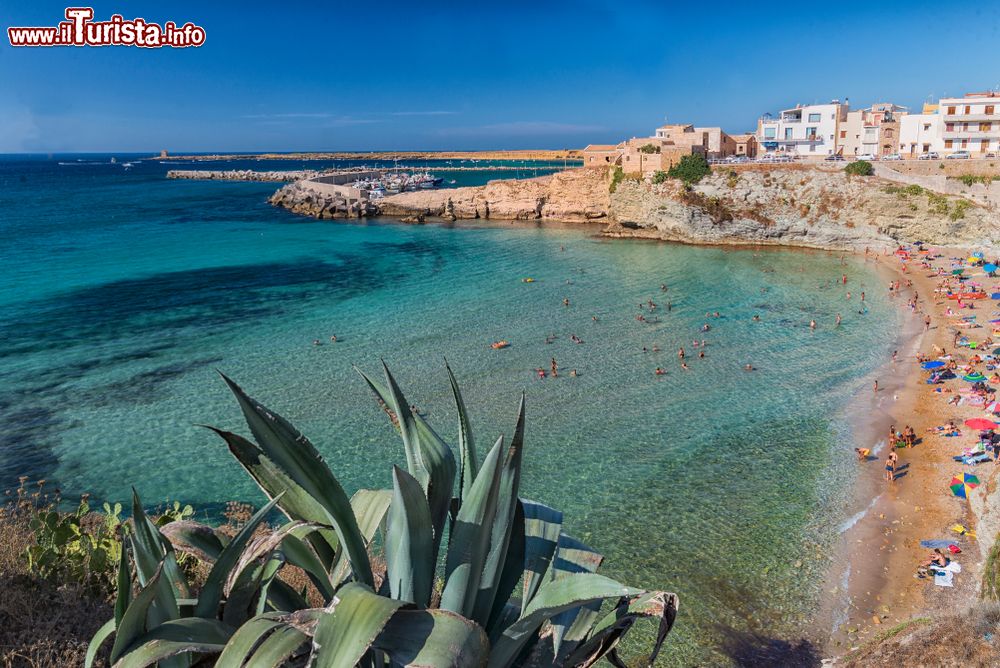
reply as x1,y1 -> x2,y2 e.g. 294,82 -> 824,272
823,247 -> 993,655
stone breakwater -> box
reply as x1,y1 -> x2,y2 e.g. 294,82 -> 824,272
269,166 -> 1000,250
268,180 -> 378,219
168,169 -> 323,182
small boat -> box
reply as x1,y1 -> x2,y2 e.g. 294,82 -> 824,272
490,341 -> 510,350
522,278 -> 535,283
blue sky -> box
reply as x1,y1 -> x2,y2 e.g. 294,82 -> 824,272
1,0 -> 998,152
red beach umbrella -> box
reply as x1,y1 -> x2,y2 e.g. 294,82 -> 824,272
965,418 -> 998,430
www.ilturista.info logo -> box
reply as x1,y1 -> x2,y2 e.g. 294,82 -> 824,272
7,7 -> 205,48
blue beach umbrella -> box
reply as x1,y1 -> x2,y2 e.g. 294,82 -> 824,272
984,263 -> 997,274
991,293 -> 1000,300
974,251 -> 985,259
922,360 -> 946,370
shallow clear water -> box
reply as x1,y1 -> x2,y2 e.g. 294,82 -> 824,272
0,154 -> 901,664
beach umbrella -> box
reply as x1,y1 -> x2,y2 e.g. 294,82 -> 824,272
964,372 -> 987,383
991,293 -> 1000,300
921,360 -> 946,370
950,473 -> 980,499
952,269 -> 965,275
974,251 -> 985,259
985,263 -> 997,274
965,418 -> 998,430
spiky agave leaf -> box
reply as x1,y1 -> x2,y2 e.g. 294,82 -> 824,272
385,466 -> 434,606
562,591 -> 679,668
112,618 -> 234,668
445,359 -> 477,503
311,583 -> 408,667
214,610 -> 319,668
217,374 -> 374,587
488,574 -> 642,668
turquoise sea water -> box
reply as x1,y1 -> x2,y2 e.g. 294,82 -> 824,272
0,154 -> 902,665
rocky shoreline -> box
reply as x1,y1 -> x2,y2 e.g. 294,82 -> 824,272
167,169 -> 321,182
268,166 -> 1000,250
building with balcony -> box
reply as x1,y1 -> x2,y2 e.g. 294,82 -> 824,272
938,92 -> 1000,156
756,101 -> 849,157
840,103 -> 907,157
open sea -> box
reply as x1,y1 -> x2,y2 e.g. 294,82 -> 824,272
0,154 -> 903,665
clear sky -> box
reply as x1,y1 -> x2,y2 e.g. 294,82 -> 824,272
2,0 -> 999,152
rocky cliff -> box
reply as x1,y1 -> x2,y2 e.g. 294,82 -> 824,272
606,167 -> 1000,250
376,169 -> 610,223
269,166 -> 1000,250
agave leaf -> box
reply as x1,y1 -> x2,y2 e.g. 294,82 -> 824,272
485,501 -> 524,641
244,623 -> 309,668
562,591 -> 679,668
115,543 -> 133,625
255,556 -> 285,616
520,500 -> 564,613
280,533 -> 336,602
194,495 -> 282,618
207,427 -> 340,573
445,359 -> 477,502
129,489 -> 189,599
372,608 -> 490,668
546,534 -> 605,656
218,374 -> 373,587
214,610 -> 320,668
112,618 -> 234,668
355,365 -> 456,561
86,619 -> 115,668
439,434 -> 505,618
488,574 -> 642,668
310,582 -> 408,668
329,489 -> 393,588
385,466 -> 434,606
110,563 -> 167,663
472,394 -> 525,625
160,520 -> 228,562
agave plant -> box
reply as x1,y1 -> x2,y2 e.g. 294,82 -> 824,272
88,362 -> 678,667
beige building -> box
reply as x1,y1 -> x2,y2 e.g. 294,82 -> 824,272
581,143 -> 623,168
839,103 -> 906,157
693,127 -> 737,159
730,133 -> 758,157
621,134 -> 707,175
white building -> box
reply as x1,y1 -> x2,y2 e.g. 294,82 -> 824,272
757,101 -> 849,157
898,112 -> 942,157
938,92 -> 1000,156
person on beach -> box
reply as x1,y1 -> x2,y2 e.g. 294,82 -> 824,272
885,455 -> 895,482
550,357 -> 558,378
874,380 -> 879,393
921,549 -> 949,569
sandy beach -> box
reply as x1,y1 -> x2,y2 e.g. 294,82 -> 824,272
822,246 -> 997,656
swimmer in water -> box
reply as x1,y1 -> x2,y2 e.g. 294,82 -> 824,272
810,319 -> 816,330
681,362 -> 690,371
752,314 -> 761,321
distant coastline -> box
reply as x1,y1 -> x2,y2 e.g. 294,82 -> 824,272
147,149 -> 584,162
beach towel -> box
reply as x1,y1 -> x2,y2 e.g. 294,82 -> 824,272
920,539 -> 958,549
933,560 -> 961,587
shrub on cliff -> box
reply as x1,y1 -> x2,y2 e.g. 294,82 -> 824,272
652,170 -> 668,184
638,143 -> 660,154
667,154 -> 711,185
844,160 -> 873,176
609,165 -> 625,193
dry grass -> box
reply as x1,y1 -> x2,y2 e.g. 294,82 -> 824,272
840,604 -> 1000,667
0,488 -> 113,668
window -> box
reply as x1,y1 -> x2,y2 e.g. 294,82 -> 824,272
808,113 -> 821,122
981,122 -> 992,132
946,123 -> 954,132
987,105 -> 995,115
763,127 -> 776,139
947,106 -> 956,115
961,139 -> 968,148
965,105 -> 971,114
884,129 -> 893,138
784,127 -> 794,140
840,130 -> 846,138
945,139 -> 953,148
806,126 -> 817,139
923,124 -> 931,131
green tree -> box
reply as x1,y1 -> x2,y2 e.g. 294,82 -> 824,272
844,160 -> 873,176
667,154 -> 711,185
